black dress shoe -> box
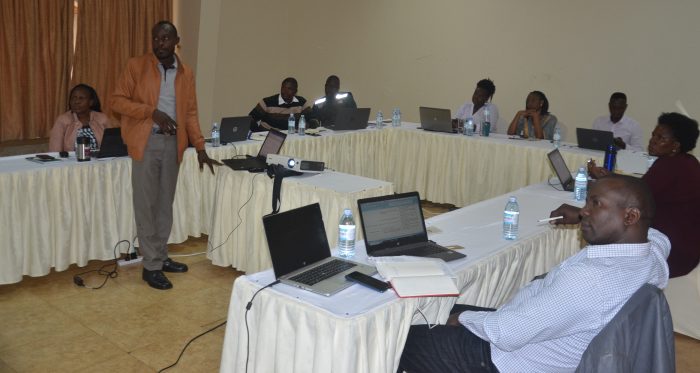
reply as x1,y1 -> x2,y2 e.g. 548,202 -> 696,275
142,269 -> 173,290
162,258 -> 188,273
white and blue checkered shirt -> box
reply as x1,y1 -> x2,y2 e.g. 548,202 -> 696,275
459,228 -> 670,373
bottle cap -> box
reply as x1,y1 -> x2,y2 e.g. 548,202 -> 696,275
508,196 -> 517,202
344,208 -> 352,215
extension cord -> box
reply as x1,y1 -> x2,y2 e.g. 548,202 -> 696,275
117,256 -> 143,267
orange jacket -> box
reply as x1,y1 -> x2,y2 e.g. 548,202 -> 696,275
110,53 -> 205,162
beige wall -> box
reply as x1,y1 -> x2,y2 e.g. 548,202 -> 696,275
183,0 -> 700,144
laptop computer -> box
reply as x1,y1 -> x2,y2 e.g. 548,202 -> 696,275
419,107 -> 455,133
263,203 -> 377,296
547,148 -> 575,191
327,108 -> 370,130
96,128 -> 128,158
576,128 -> 614,151
219,116 -> 251,144
222,129 -> 286,172
357,192 -> 466,262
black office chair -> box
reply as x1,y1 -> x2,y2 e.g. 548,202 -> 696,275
575,283 -> 675,373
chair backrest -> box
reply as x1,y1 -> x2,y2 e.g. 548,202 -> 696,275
575,284 -> 675,373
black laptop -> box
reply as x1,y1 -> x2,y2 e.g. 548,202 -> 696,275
327,108 -> 370,130
357,192 -> 466,262
96,128 -> 128,158
222,129 -> 286,172
576,128 -> 614,151
263,203 -> 376,296
547,148 -> 575,191
219,116 -> 251,144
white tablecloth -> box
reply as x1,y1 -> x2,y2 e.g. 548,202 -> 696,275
1,126 -> 598,284
207,168 -> 394,273
220,182 -> 584,373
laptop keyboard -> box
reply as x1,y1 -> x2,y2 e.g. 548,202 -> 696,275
289,259 -> 356,286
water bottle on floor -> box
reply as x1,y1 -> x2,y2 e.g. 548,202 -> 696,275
574,167 -> 587,201
211,122 -> 220,147
338,209 -> 356,258
288,113 -> 295,134
376,110 -> 384,129
298,114 -> 306,136
503,196 -> 519,240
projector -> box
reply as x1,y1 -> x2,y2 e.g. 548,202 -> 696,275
266,154 -> 325,173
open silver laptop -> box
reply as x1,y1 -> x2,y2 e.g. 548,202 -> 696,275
419,107 -> 455,133
263,203 -> 376,296
357,192 -> 466,262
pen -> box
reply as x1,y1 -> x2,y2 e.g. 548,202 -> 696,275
538,216 -> 563,223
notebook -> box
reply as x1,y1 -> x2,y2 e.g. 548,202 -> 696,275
96,128 -> 128,158
357,192 -> 466,262
222,129 -> 286,172
576,128 -> 615,151
419,107 -> 455,133
547,148 -> 575,191
328,108 -> 370,130
219,116 -> 251,144
263,203 -> 377,296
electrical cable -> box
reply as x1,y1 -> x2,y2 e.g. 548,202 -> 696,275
415,307 -> 439,330
547,175 -> 564,191
72,239 -> 129,290
157,319 -> 228,373
208,173 -> 262,254
245,280 -> 280,373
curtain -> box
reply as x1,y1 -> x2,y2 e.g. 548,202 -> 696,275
71,0 -> 172,120
0,0 -> 74,142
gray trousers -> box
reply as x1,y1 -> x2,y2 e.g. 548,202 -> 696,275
131,133 -> 179,271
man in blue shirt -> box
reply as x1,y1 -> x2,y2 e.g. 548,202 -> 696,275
399,175 -> 670,372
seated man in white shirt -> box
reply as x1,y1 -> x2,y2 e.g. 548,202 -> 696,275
398,175 -> 669,373
592,92 -> 644,151
454,78 -> 499,132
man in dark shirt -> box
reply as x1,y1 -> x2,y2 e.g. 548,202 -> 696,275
249,77 -> 307,131
309,75 -> 357,127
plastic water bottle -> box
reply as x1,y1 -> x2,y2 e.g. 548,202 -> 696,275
298,114 -> 306,136
392,108 -> 401,127
464,117 -> 474,136
553,127 -> 561,148
574,167 -> 587,201
482,105 -> 491,136
211,122 -> 220,147
376,110 -> 384,129
503,196 -> 519,240
287,113 -> 295,134
338,209 -> 356,258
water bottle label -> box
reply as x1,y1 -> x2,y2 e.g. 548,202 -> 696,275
339,225 -> 356,241
503,211 -> 519,225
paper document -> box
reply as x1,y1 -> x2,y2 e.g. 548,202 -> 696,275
375,258 -> 459,298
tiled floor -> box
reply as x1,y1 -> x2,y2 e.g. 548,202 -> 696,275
0,237 -> 241,373
1,204 -> 699,372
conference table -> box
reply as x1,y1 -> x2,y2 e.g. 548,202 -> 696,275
207,167 -> 393,273
219,182 -> 584,373
0,125 -> 601,284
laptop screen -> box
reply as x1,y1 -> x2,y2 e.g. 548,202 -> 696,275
547,148 -> 573,187
263,203 -> 331,278
359,193 -> 426,247
257,129 -> 286,159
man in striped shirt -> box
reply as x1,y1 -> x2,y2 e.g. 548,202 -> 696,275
399,175 -> 670,372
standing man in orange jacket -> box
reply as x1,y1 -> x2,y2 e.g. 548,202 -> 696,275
111,20 -> 221,290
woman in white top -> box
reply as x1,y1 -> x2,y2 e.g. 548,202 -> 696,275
49,84 -> 109,152
454,78 -> 499,132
